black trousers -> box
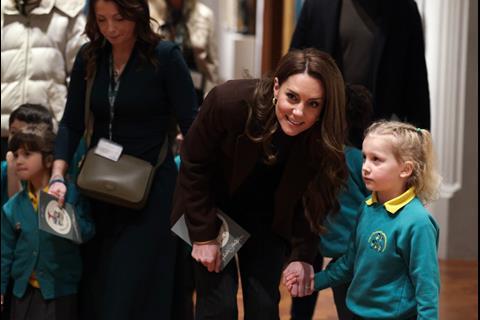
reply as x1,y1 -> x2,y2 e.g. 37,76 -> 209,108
172,241 -> 195,320
193,231 -> 287,320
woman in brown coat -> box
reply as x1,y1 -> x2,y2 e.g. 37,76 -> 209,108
171,48 -> 348,319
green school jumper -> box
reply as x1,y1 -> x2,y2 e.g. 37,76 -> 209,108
315,187 -> 440,319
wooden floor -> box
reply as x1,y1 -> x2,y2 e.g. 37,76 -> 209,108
234,259 -> 478,319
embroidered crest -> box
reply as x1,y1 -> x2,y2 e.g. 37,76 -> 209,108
368,231 -> 387,252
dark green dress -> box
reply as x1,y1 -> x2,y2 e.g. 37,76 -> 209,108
55,41 -> 197,320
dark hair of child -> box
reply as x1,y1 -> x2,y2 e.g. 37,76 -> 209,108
9,104 -> 54,131
8,125 -> 56,167
345,84 -> 373,148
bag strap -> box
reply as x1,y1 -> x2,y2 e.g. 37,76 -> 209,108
83,71 -> 96,148
154,137 -> 169,169
83,70 -> 169,168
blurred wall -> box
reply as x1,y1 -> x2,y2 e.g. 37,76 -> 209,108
448,0 -> 478,260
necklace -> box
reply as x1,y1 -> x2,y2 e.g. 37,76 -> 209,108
113,69 -> 120,81
113,64 -> 124,81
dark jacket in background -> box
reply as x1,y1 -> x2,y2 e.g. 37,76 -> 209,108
291,0 -> 430,130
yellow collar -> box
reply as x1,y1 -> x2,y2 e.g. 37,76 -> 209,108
365,187 -> 416,214
27,185 -> 49,211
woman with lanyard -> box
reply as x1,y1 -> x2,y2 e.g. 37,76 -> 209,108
48,0 -> 197,319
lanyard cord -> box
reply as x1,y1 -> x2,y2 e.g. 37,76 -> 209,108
108,53 -> 121,141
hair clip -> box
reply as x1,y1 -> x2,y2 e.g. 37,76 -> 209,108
416,128 -> 421,132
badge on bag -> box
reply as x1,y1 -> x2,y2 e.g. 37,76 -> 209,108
94,138 -> 123,162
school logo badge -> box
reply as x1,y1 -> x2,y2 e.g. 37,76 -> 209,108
368,231 -> 387,252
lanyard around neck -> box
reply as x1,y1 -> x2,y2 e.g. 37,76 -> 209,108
108,53 -> 121,141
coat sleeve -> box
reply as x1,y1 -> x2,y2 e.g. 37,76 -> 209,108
163,44 -> 198,136
287,201 -> 319,264
174,85 -> 229,242
54,49 -> 87,163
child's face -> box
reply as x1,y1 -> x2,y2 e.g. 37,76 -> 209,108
9,120 -> 28,141
362,134 -> 409,202
13,148 -> 47,181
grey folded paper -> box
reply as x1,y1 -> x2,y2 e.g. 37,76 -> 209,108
171,211 -> 250,270
38,191 -> 82,244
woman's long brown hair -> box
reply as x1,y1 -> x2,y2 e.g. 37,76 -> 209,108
245,48 -> 348,234
83,0 -> 163,79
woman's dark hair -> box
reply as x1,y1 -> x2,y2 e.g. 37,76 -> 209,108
9,104 -> 54,131
83,0 -> 163,78
245,48 -> 348,234
9,124 -> 56,168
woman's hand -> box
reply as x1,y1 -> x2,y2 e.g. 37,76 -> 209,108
192,241 -> 222,273
49,160 -> 69,206
282,261 -> 314,297
48,175 -> 67,207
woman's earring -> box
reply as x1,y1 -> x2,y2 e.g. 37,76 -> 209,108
272,97 -> 278,106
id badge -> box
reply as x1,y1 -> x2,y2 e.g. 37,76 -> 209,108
94,138 -> 123,162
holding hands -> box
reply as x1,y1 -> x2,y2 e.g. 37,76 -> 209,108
282,261 -> 314,297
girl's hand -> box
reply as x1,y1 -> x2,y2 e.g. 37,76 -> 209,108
282,261 -> 314,297
48,175 -> 67,207
192,241 -> 222,273
283,271 -> 300,290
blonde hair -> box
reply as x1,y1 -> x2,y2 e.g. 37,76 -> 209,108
364,120 -> 442,204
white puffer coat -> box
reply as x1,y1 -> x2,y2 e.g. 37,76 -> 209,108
1,0 -> 87,137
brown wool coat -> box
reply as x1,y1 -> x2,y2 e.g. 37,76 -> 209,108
171,79 -> 320,263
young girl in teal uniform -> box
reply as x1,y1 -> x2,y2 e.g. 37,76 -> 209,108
1,125 -> 94,320
290,84 -> 373,320
286,120 -> 441,320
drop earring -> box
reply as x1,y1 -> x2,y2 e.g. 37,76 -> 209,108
272,96 -> 278,106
